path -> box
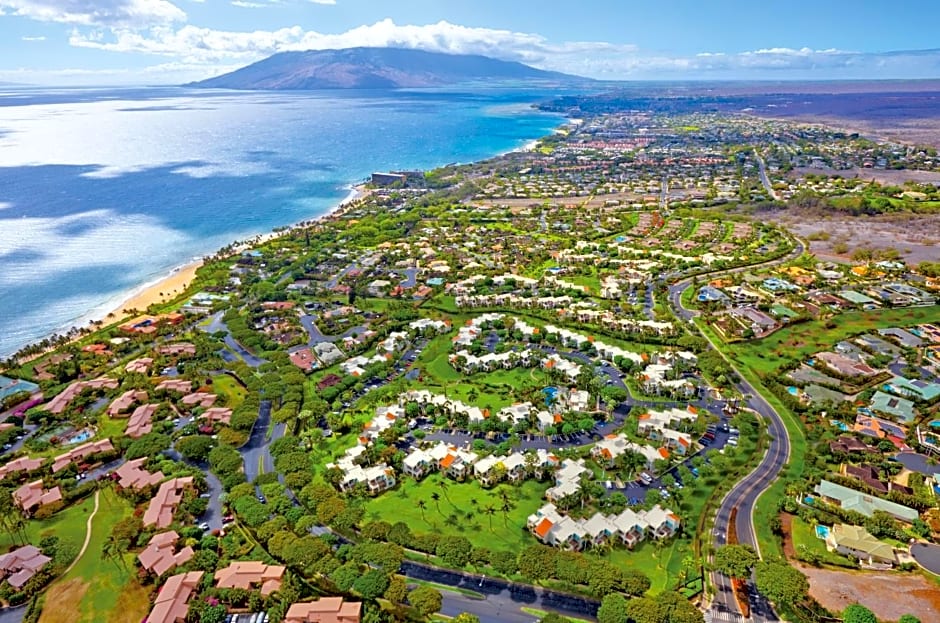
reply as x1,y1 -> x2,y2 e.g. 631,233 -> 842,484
63,490 -> 100,576
666,238 -> 807,621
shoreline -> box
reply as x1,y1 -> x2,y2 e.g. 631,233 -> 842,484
5,118 -> 553,363
6,182 -> 372,362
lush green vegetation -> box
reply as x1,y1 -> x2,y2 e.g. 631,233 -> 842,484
363,474 -> 549,552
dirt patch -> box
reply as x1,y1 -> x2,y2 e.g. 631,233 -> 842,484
107,579 -> 151,623
800,565 -> 940,622
760,209 -> 940,264
38,579 -> 89,623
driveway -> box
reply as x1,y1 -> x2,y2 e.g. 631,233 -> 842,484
911,542 -> 940,575
894,452 -> 940,476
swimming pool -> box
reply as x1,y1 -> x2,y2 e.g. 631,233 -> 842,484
815,525 -> 830,539
930,420 -> 940,429
787,386 -> 799,396
64,429 -> 94,445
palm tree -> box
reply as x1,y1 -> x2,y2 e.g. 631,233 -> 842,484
437,478 -> 452,504
430,492 -> 442,515
417,499 -> 428,522
500,500 -> 513,526
483,504 -> 497,532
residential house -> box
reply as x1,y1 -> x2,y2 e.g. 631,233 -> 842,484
814,479 -> 918,523
327,447 -> 396,494
44,377 -> 118,415
158,343 -> 196,357
545,459 -> 590,503
869,391 -> 916,423
884,376 -> 940,403
156,379 -> 193,394
126,403 -> 158,438
0,457 -> 44,481
181,392 -> 217,409
815,352 -> 880,379
108,389 -> 148,416
314,342 -> 345,366
825,524 -> 896,565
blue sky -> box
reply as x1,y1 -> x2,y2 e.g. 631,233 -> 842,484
1,0 -> 939,85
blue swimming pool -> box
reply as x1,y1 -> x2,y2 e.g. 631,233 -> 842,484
815,525 -> 830,539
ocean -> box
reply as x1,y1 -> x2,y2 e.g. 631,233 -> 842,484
0,86 -> 565,358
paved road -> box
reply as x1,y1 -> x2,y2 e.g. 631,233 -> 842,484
754,152 -> 779,201
241,400 -> 274,483
399,267 -> 419,289
400,561 -> 599,623
667,238 -> 806,324
665,247 -> 806,621
658,235 -> 805,619
298,314 -> 368,346
0,605 -> 25,623
202,311 -> 266,368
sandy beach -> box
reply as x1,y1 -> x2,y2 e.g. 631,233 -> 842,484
107,260 -> 203,322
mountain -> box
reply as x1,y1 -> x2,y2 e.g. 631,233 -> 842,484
188,47 -> 587,90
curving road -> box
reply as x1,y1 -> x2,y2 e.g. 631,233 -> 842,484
666,238 -> 806,622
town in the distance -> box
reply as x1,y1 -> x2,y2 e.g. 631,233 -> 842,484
1,97 -> 940,623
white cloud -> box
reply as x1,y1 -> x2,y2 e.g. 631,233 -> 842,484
230,0 -> 265,6
6,13 -> 940,82
21,34 -> 46,40
66,18 -> 638,69
0,0 -> 185,27
309,0 -> 335,4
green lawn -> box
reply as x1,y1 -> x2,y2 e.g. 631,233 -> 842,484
424,351 -> 461,384
789,517 -> 853,567
607,534 -> 692,595
363,473 -> 549,552
212,373 -> 247,408
38,489 -> 151,623
731,306 -> 940,376
0,494 -> 93,558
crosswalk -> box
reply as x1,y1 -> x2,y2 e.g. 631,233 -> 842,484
706,609 -> 750,623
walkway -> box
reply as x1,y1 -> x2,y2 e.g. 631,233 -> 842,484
63,490 -> 100,576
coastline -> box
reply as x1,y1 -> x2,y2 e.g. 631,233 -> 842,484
5,122 -> 543,362
14,182 -> 372,360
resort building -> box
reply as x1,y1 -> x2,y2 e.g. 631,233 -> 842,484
143,477 -> 195,528
146,571 -> 204,623
0,545 -> 51,589
138,531 -> 195,576
214,561 -> 285,595
285,598 -> 361,623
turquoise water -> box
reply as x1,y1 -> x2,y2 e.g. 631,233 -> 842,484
0,87 -> 566,356
787,386 -> 798,396
65,429 -> 94,445
815,525 -> 830,539
930,421 -> 940,429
